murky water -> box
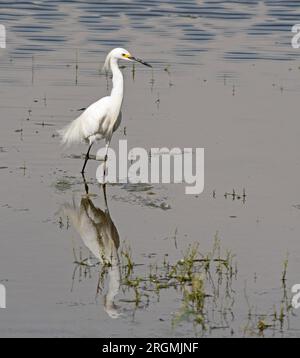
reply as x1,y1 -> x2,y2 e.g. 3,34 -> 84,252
0,0 -> 300,337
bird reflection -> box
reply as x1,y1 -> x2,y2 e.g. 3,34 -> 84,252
62,176 -> 121,319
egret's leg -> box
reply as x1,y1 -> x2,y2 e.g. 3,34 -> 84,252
81,143 -> 93,174
101,183 -> 109,212
102,141 -> 110,180
104,141 -> 110,162
81,172 -> 89,194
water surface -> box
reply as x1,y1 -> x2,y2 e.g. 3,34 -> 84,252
0,0 -> 300,337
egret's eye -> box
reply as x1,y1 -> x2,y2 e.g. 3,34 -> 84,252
122,53 -> 126,57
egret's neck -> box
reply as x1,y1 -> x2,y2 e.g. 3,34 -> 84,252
110,58 -> 124,108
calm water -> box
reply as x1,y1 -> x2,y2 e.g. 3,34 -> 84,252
0,0 -> 300,337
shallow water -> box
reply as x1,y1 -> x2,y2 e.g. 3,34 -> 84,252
0,0 -> 300,337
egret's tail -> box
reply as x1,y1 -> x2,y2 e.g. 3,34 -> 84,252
57,117 -> 83,147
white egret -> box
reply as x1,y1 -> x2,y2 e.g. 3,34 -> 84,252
62,184 -> 121,318
58,48 -> 152,173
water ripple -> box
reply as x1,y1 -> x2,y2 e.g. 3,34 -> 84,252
1,0 -> 299,62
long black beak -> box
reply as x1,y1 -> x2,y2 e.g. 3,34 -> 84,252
129,56 -> 152,68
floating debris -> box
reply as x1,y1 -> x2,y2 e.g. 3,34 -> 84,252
53,178 -> 73,192
34,122 -> 55,127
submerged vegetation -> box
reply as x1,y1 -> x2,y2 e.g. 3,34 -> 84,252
242,254 -> 294,337
117,234 -> 237,331
67,229 -> 295,337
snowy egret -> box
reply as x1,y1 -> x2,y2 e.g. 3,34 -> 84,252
58,48 -> 152,173
62,183 -> 121,318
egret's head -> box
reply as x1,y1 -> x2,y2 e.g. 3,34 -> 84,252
112,48 -> 132,61
103,47 -> 152,73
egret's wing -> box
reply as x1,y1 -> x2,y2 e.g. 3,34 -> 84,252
62,202 -> 103,260
84,201 -> 119,251
79,96 -> 111,140
82,197 -> 107,225
77,212 -> 104,260
81,198 -> 120,258
58,96 -> 112,146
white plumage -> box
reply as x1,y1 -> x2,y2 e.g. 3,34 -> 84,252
62,193 -> 121,318
58,47 -> 151,173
